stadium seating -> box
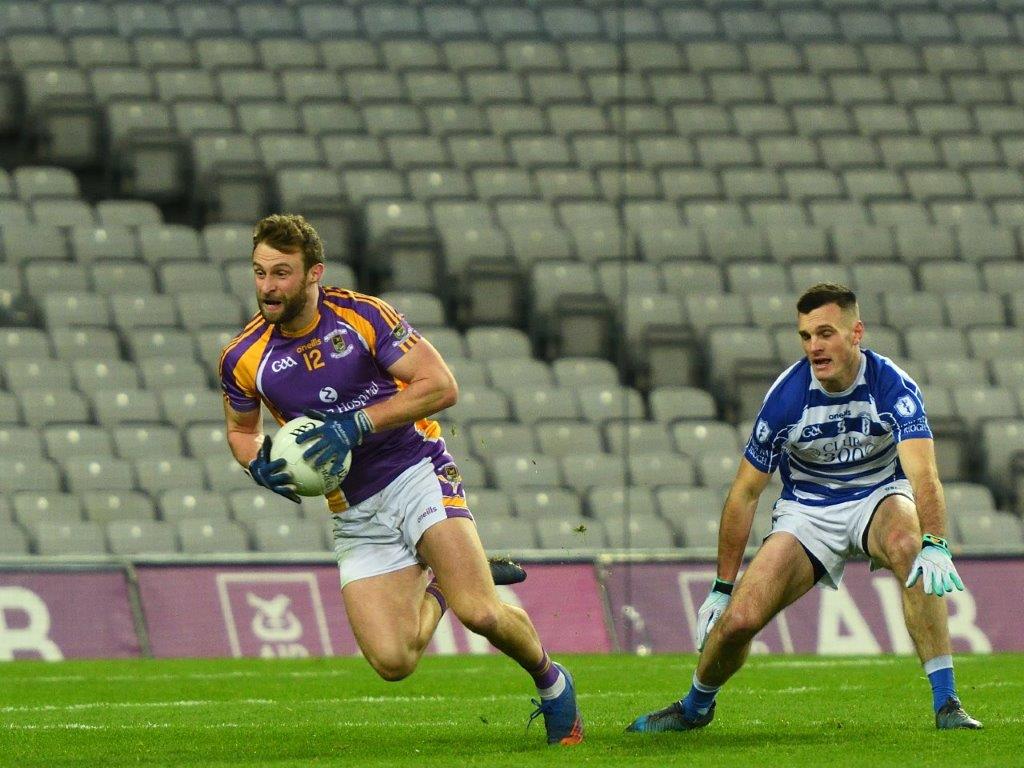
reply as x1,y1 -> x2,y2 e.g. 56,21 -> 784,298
2,0 -> 1024,558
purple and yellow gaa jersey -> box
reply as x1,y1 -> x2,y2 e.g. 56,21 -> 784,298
219,285 -> 454,514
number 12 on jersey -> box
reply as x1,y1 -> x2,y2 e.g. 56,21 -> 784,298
302,349 -> 324,370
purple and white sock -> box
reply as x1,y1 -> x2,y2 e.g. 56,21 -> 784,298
529,650 -> 566,700
425,580 -> 447,615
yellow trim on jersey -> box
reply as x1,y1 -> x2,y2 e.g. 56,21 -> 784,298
232,326 -> 275,402
264,399 -> 286,426
324,287 -> 403,328
279,309 -> 321,338
218,315 -> 265,373
415,418 -> 442,441
327,488 -> 349,513
356,295 -> 401,326
442,496 -> 467,508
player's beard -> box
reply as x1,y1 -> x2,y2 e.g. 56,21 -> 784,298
259,275 -> 310,326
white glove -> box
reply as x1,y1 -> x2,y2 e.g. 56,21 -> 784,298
905,535 -> 964,597
696,579 -> 733,651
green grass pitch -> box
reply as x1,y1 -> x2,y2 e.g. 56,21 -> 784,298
1,654 -> 1018,768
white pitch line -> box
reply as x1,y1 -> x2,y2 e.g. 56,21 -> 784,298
3,720 -> 462,731
14,715 -> 1023,732
0,665 -> 496,685
0,669 -> 357,684
0,683 -> 898,717
752,658 -> 903,668
2,656 -> 1005,685
0,698 -> 275,714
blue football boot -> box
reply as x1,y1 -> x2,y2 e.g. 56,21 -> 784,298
528,663 -> 584,745
627,700 -> 715,733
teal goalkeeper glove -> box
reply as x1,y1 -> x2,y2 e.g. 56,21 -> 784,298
696,578 -> 733,651
905,534 -> 965,596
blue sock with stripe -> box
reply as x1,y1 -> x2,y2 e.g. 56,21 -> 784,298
681,673 -> 720,720
924,655 -> 956,712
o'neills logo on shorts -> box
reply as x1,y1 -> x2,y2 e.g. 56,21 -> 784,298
416,505 -> 438,523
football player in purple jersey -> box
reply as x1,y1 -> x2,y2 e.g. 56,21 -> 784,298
220,214 -> 582,746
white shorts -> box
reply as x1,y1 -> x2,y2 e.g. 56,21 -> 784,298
768,479 -> 914,589
332,457 -> 473,588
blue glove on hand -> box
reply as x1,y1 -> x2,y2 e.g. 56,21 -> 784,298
247,436 -> 300,504
296,408 -> 373,475
696,578 -> 733,651
905,534 -> 965,596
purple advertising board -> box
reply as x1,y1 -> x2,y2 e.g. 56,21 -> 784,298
3,559 -> 1022,661
136,563 -> 610,659
0,570 -> 140,660
603,559 -> 1024,654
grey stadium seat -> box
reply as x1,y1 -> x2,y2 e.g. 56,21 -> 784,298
957,512 -> 1024,547
157,490 -> 230,523
535,516 -> 607,550
89,389 -> 163,426
33,521 -> 108,555
512,488 -> 583,522
604,421 -> 673,456
178,519 -> 249,554
228,491 -> 301,533
628,452 -> 697,488
133,457 -> 205,496
467,422 -> 537,466
560,453 -> 626,494
62,456 -> 135,493
253,519 -> 325,553
107,520 -> 178,555
535,421 -> 604,458
672,506 -> 723,549
19,389 -> 91,427
475,517 -> 537,551
490,453 -> 562,491
112,425 -> 182,460
604,513 -> 677,549
42,425 -> 113,460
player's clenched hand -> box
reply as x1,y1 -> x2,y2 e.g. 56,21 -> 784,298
905,534 -> 964,596
696,578 -> 733,651
247,437 -> 300,504
297,408 -> 373,475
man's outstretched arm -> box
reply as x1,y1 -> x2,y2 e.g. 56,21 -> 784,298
715,458 -> 772,583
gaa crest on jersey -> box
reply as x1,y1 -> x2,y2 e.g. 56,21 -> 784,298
323,328 -> 352,359
755,419 -> 771,444
391,321 -> 410,345
895,395 -> 917,418
439,462 -> 462,490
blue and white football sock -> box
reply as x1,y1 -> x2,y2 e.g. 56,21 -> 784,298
924,655 -> 956,712
681,672 -> 720,720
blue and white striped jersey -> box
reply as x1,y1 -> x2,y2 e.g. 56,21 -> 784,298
744,349 -> 932,507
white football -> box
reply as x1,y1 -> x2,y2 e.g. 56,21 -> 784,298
269,416 -> 351,497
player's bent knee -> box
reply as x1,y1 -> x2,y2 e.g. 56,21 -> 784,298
451,602 -> 501,638
366,651 -> 419,682
716,606 -> 764,643
882,528 -> 920,572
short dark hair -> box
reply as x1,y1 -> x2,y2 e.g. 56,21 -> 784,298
796,282 -> 859,316
252,214 -> 324,271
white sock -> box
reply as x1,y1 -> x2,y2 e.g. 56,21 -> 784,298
923,655 -> 953,675
537,670 -> 567,700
